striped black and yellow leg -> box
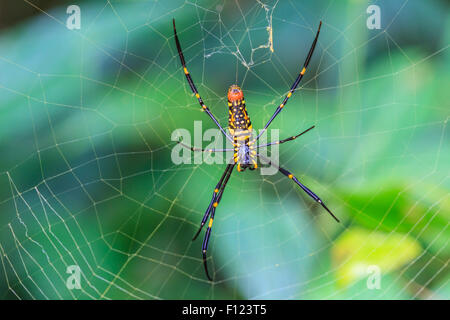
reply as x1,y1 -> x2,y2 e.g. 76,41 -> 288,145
192,164 -> 234,241
173,19 -> 233,142
258,154 -> 339,223
257,125 -> 315,148
177,140 -> 234,153
255,21 -> 322,141
201,163 -> 235,281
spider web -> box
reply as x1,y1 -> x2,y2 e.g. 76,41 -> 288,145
0,0 -> 448,299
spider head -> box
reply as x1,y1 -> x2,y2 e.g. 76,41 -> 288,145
227,85 -> 244,101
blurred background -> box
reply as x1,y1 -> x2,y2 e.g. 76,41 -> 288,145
0,0 -> 448,299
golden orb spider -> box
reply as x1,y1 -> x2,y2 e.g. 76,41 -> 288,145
173,19 -> 339,281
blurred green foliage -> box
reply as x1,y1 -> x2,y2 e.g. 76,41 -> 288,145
0,0 -> 448,299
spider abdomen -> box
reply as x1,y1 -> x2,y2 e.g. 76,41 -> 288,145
228,99 -> 252,132
227,85 -> 252,134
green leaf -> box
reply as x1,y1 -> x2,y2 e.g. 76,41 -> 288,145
339,182 -> 450,257
332,227 -> 421,287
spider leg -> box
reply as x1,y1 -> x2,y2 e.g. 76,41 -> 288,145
201,163 -> 235,281
192,164 -> 234,241
173,19 -> 233,143
257,125 -> 315,148
177,140 -> 233,153
255,21 -> 322,141
258,154 -> 339,223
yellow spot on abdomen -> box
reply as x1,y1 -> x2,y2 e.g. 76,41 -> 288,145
301,67 -> 306,75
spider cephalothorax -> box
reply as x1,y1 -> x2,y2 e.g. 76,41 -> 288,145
173,19 -> 338,281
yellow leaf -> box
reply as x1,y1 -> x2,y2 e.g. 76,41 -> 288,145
332,227 -> 421,287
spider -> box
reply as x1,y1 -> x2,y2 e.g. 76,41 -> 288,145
173,19 -> 339,281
